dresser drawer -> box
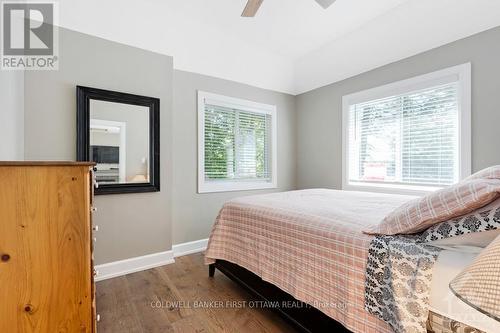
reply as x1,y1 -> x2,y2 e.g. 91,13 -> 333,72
0,162 -> 96,332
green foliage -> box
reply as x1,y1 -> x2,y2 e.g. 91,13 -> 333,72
204,106 -> 269,180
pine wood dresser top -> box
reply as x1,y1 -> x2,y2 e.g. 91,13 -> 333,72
0,161 -> 95,166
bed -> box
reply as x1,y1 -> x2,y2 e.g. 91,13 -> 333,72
205,189 -> 495,333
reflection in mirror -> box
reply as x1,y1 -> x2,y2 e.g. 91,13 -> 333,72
89,100 -> 149,185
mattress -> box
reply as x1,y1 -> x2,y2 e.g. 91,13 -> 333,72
429,250 -> 500,333
205,189 -> 415,333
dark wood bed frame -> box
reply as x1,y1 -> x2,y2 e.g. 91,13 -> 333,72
209,260 -> 351,333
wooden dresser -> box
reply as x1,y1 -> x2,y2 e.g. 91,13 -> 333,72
0,162 -> 98,332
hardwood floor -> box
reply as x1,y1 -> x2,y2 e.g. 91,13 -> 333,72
96,253 -> 297,333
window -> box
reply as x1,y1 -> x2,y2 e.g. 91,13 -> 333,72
198,91 -> 277,193
342,64 -> 471,195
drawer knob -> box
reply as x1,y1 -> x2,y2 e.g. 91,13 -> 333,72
1,254 -> 10,262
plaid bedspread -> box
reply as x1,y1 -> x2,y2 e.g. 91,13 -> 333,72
204,189 -> 415,333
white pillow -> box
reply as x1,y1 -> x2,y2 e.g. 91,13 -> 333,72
427,229 -> 500,252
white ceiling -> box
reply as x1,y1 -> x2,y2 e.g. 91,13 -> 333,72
59,0 -> 500,95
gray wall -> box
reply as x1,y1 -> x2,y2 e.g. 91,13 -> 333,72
0,71 -> 24,160
23,27 -> 174,265
296,26 -> 500,190
19,20 -> 500,263
172,70 -> 297,244
20,27 -> 297,263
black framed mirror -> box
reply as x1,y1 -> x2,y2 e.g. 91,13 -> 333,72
76,86 -> 160,194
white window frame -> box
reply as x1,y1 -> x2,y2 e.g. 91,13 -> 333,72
198,91 -> 278,193
342,63 -> 471,196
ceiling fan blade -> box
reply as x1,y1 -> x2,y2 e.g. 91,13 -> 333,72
241,0 -> 264,17
314,0 -> 336,9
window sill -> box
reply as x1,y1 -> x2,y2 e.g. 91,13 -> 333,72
198,180 -> 277,194
343,181 -> 443,196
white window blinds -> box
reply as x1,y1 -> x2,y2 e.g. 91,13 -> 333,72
204,104 -> 272,182
348,82 -> 460,187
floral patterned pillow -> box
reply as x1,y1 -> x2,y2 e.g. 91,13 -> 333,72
418,198 -> 500,244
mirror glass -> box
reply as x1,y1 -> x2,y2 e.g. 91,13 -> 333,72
89,100 -> 149,185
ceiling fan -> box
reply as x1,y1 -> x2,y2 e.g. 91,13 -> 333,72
241,0 -> 336,17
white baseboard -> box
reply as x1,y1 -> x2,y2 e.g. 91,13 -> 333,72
94,239 -> 208,282
172,238 -> 208,258
94,250 -> 175,282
